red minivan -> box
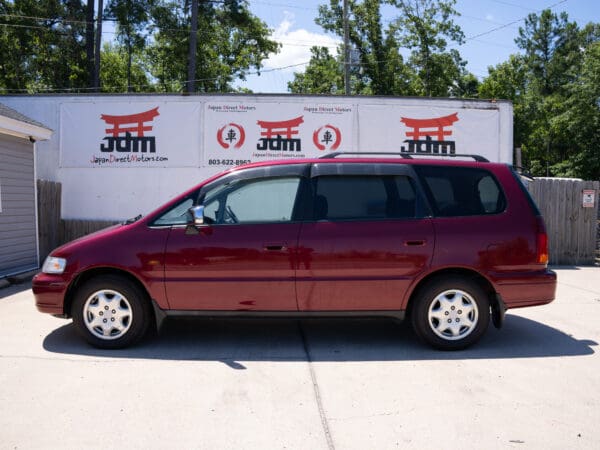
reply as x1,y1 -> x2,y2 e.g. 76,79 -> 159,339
33,155 -> 557,350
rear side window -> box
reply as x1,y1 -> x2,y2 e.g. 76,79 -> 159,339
414,166 -> 506,217
313,175 -> 416,220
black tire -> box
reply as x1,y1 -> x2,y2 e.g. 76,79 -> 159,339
410,276 -> 490,350
71,275 -> 152,349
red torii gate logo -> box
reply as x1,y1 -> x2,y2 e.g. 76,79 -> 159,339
400,112 -> 459,155
256,116 -> 303,152
100,107 -> 159,153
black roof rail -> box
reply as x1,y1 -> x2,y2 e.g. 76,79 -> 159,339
319,151 -> 490,163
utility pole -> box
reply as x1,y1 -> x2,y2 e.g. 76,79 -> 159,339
343,0 -> 350,95
187,0 -> 199,93
94,0 -> 103,91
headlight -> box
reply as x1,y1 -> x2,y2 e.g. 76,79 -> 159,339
42,257 -> 67,274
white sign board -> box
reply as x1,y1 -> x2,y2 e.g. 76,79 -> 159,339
1,95 -> 513,220
583,189 -> 596,208
60,102 -> 201,167
358,105 -> 501,159
203,101 -> 354,168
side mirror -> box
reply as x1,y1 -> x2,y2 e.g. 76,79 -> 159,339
189,205 -> 205,227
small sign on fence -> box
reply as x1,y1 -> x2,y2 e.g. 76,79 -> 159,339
582,189 -> 596,208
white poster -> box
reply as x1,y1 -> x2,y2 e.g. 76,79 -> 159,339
60,102 -> 201,168
582,189 -> 595,208
203,101 -> 354,168
358,105 -> 501,161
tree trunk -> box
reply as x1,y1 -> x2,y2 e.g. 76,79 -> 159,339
187,0 -> 199,93
127,32 -> 132,92
94,0 -> 103,91
85,0 -> 95,87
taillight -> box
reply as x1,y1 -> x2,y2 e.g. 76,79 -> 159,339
536,216 -> 549,265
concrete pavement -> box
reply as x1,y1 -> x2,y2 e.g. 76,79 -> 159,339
0,266 -> 599,449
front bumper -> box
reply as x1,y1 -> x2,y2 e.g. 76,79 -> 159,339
32,272 -> 70,315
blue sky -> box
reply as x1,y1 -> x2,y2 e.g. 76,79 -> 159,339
235,0 -> 600,93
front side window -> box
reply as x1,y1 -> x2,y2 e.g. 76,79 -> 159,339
414,165 -> 506,217
153,196 -> 195,226
313,175 -> 416,221
202,177 -> 301,224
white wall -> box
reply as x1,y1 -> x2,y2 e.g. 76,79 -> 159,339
2,96 -> 212,220
0,95 -> 513,221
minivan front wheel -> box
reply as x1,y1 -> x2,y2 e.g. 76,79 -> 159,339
411,276 -> 490,350
72,275 -> 151,349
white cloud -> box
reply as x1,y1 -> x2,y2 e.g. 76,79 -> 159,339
263,12 -> 341,72
485,13 -> 495,21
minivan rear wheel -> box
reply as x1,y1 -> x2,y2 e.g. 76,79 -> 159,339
72,275 -> 152,349
411,276 -> 490,350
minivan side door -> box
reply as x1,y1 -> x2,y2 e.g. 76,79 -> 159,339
296,163 -> 435,311
159,165 -> 309,311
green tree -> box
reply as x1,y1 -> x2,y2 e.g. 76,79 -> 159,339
315,0 -> 415,95
0,0 -> 89,92
0,0 -> 278,94
288,46 -> 344,94
515,10 -> 581,97
451,71 -> 479,98
147,0 -> 279,92
390,0 -> 467,96
479,54 -> 529,154
105,0 -> 153,92
99,42 -> 154,93
480,10 -> 599,179
311,0 -> 471,96
549,41 -> 600,179
514,10 -> 586,175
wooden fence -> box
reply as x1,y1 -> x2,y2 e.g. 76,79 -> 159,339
37,180 -> 61,262
61,219 -> 118,245
528,178 -> 600,265
37,180 -> 117,261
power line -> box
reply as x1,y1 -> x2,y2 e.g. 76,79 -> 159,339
0,13 -> 92,26
486,0 -> 537,12
0,61 -> 311,94
465,38 -> 519,50
0,21 -> 119,35
464,0 -> 569,41
250,1 -> 317,11
459,13 -> 517,27
0,14 -> 276,38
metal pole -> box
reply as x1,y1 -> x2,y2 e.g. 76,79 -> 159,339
343,0 -> 350,95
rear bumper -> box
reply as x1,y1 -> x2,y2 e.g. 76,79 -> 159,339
492,269 -> 557,309
32,273 -> 69,315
